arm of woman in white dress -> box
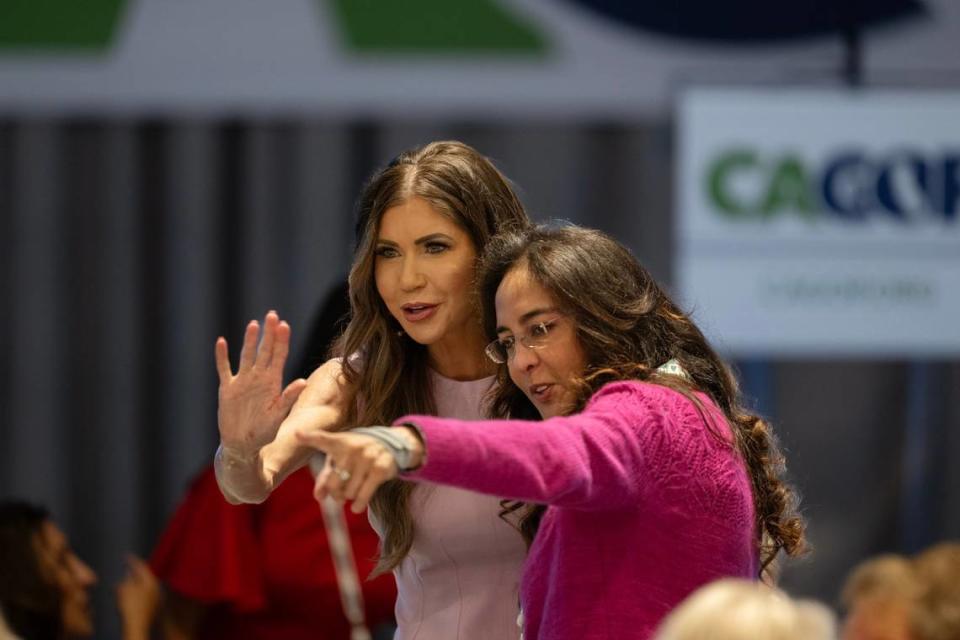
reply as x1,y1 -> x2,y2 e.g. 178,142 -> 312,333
213,311 -> 352,504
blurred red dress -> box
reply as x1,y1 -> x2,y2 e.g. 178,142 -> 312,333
151,466 -> 396,639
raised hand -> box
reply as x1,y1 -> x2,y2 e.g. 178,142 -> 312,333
115,555 -> 160,640
215,311 -> 307,454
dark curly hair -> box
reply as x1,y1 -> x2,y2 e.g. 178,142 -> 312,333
476,224 -> 807,577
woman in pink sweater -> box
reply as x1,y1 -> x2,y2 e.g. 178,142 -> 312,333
299,225 -> 808,639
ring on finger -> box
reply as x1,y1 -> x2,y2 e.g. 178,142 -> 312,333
337,468 -> 351,482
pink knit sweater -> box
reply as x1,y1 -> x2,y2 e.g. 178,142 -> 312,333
399,381 -> 758,640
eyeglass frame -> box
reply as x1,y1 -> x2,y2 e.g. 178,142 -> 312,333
484,315 -> 568,364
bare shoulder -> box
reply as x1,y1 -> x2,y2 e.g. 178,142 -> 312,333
308,357 -> 345,381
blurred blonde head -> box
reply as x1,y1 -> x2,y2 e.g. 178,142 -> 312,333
655,578 -> 836,640
841,554 -> 921,640
911,542 -> 960,640
841,543 -> 960,640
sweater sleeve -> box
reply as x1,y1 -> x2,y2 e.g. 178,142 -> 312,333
399,381 -> 688,511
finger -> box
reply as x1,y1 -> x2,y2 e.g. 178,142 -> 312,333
127,555 -> 151,579
342,459 -> 369,502
269,320 -> 292,371
238,320 -> 259,372
215,337 -> 233,382
342,442 -> 386,501
313,461 -> 333,502
351,482 -> 374,514
324,461 -> 349,501
280,378 -> 308,413
351,453 -> 392,513
119,557 -> 138,583
256,311 -> 279,368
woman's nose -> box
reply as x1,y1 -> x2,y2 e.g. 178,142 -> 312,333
399,257 -> 426,291
71,555 -> 98,586
510,342 -> 540,373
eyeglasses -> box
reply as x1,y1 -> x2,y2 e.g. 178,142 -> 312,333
484,318 -> 562,364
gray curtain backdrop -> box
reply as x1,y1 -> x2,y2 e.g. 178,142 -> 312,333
1,118 -> 957,639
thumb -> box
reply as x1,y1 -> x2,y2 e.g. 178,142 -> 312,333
280,378 -> 308,412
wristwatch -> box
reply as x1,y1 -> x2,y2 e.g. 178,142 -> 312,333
352,425 -> 422,471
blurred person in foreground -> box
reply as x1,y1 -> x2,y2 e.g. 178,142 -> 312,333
654,578 -> 837,640
841,542 -> 960,640
841,554 -> 920,640
0,501 -> 159,640
912,543 -> 960,640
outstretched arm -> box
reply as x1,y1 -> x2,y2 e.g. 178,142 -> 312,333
297,383 -> 677,513
295,426 -> 422,513
256,357 -> 354,493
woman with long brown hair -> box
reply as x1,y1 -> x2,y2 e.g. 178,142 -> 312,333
214,141 -> 531,638
297,224 -> 807,640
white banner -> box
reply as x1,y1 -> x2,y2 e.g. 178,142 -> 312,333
676,88 -> 960,356
0,0 -> 861,117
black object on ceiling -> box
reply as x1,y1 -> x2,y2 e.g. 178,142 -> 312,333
563,0 -> 926,43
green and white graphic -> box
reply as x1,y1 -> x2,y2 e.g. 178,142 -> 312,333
0,0 -> 127,50
0,0 -> 956,118
328,0 -> 546,54
677,89 -> 960,357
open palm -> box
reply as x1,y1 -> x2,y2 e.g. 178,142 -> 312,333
215,311 -> 307,453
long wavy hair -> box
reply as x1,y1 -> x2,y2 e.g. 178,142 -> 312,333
332,141 -> 529,576
476,225 -> 807,577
